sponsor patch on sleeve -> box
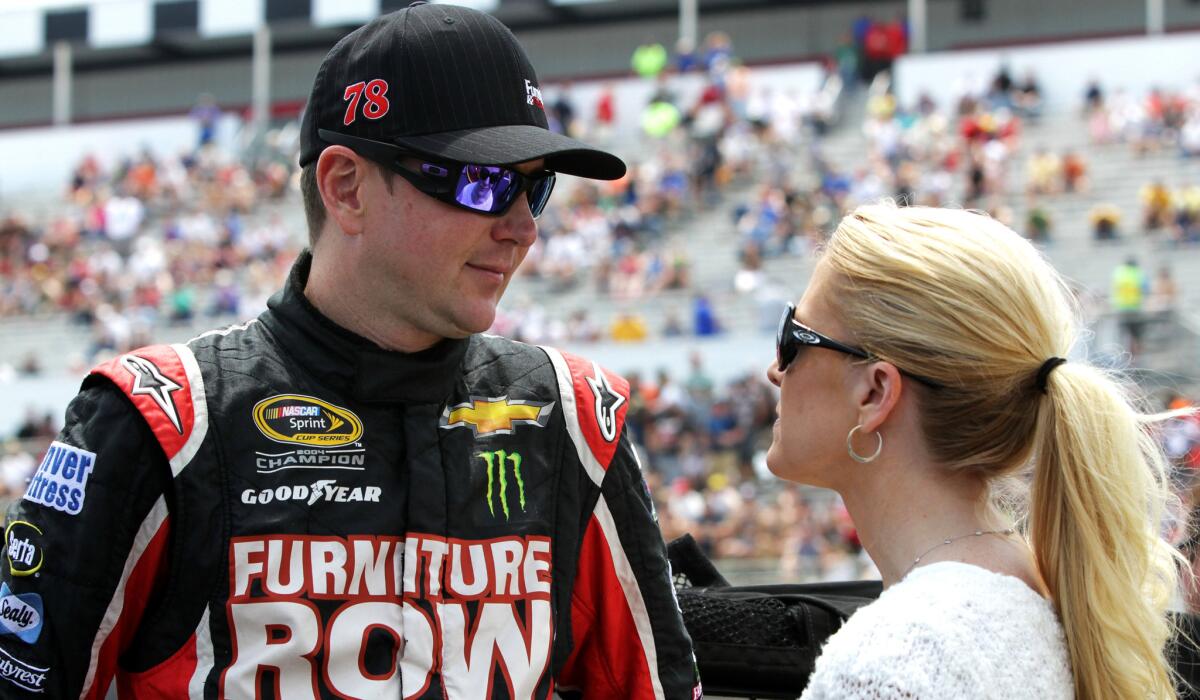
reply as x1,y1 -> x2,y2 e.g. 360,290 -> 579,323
0,645 -> 48,693
0,584 -> 43,644
23,442 -> 96,516
5,522 -> 43,577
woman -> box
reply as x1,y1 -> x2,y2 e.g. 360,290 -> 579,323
768,203 -> 1182,699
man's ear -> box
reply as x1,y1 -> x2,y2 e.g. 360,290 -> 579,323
316,146 -> 368,237
855,361 -> 904,435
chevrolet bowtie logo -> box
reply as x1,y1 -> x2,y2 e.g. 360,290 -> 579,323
439,397 -> 554,436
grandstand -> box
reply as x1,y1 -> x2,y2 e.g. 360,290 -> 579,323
4,0 -> 1200,589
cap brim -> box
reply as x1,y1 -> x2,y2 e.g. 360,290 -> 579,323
391,125 -> 626,180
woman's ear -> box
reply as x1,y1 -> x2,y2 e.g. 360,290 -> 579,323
855,361 -> 905,434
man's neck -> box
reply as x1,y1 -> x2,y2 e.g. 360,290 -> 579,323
304,249 -> 441,353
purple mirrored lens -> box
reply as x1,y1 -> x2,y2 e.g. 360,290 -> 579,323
527,175 -> 554,218
455,166 -> 515,213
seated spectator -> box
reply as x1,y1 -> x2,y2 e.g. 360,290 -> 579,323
1026,204 -> 1052,243
0,439 -> 36,497
1014,70 -> 1043,119
661,308 -> 686,337
703,30 -> 734,75
610,311 -> 649,342
1174,184 -> 1200,243
1025,148 -> 1060,195
986,64 -> 1015,110
693,294 -> 721,336
593,83 -> 616,142
734,244 -> 765,294
1148,265 -> 1178,316
1061,150 -> 1088,193
1182,107 -> 1200,158
564,309 -> 601,343
1141,180 -> 1173,232
1161,394 -> 1200,492
1083,78 -> 1104,114
1090,203 -> 1122,241
631,39 -> 669,79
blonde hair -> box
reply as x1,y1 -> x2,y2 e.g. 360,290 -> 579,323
823,202 -> 1183,700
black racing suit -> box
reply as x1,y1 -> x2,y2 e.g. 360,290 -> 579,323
0,253 -> 699,699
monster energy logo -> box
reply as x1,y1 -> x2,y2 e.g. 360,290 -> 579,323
479,450 -> 526,520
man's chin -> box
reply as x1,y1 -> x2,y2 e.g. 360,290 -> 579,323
449,307 -> 499,338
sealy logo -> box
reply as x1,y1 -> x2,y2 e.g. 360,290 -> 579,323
440,397 -> 553,437
241,479 -> 381,506
5,522 -> 42,577
0,584 -> 43,644
478,450 -> 526,520
0,647 -> 46,694
253,395 -> 363,448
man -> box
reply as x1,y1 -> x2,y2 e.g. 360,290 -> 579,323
1111,255 -> 1149,359
459,165 -> 499,210
0,4 -> 699,698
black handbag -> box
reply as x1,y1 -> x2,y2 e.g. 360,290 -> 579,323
669,534 -> 1200,699
668,534 -> 879,698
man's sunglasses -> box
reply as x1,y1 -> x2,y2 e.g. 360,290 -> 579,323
317,129 -> 556,218
776,302 -> 943,389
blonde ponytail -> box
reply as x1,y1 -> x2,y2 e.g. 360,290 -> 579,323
821,202 -> 1185,699
1031,363 -> 1181,700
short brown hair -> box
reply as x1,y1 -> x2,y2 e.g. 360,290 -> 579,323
300,164 -> 324,247
300,159 -> 396,248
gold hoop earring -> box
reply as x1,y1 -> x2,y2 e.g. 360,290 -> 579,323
847,424 -> 883,463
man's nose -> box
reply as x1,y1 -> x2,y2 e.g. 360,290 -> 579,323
494,195 -> 538,247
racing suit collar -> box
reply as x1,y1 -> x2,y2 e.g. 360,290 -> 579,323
261,251 -> 469,404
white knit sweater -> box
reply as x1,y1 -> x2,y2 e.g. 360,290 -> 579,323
800,561 -> 1073,699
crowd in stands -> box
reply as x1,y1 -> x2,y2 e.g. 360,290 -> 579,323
0,134 -> 298,373
1083,78 -> 1200,244
6,22 -> 1200,584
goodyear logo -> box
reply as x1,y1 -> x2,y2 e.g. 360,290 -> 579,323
439,396 -> 553,437
4,522 -> 42,577
479,450 -> 525,520
252,395 -> 363,448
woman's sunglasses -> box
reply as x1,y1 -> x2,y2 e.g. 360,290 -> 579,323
776,302 -> 943,389
318,129 -> 556,219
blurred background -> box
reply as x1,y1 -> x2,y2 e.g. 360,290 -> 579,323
4,0 -> 1200,588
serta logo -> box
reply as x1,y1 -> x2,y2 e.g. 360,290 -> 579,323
440,396 -> 553,437
479,450 -> 525,520
5,521 -> 43,577
223,533 -> 553,699
252,395 -> 363,447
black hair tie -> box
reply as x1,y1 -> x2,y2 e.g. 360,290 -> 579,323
1036,357 -> 1066,394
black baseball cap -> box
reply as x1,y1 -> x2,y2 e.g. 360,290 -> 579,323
299,2 -> 626,180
